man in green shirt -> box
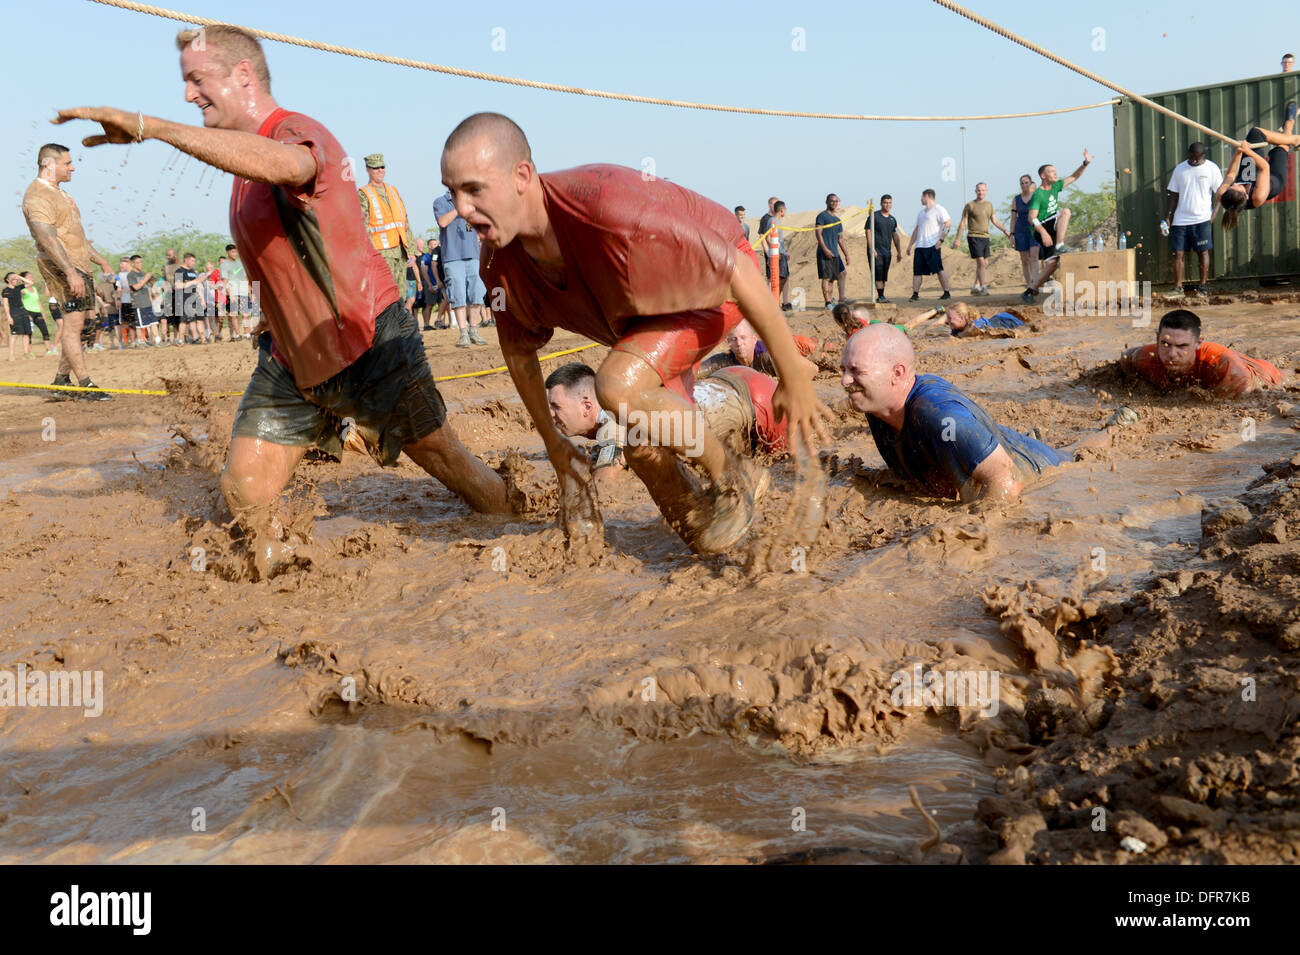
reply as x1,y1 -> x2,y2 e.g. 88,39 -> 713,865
951,182 -> 1011,295
1022,149 -> 1091,303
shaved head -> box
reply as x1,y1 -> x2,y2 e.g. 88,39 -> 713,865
440,113 -> 540,250
841,323 -> 915,418
444,112 -> 532,171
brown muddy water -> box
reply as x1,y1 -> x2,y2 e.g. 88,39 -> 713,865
1,300 -> 1297,863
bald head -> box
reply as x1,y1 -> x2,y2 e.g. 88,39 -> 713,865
841,323 -> 915,418
444,112 -> 532,172
726,319 -> 760,365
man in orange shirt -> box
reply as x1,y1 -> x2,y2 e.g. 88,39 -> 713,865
1119,309 -> 1282,397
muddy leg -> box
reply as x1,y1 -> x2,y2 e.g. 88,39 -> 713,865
220,436 -> 307,580
403,421 -> 511,514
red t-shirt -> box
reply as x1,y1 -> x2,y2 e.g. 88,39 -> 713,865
483,164 -> 746,353
718,364 -> 789,453
1120,341 -> 1282,397
229,108 -> 398,388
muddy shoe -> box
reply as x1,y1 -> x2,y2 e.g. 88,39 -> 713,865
468,326 -> 489,346
456,328 -> 472,348
1105,405 -> 1140,428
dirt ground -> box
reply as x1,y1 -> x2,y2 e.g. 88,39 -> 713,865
1,244 -> 1298,864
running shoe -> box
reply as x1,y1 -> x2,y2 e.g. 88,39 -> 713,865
456,329 -> 472,348
48,374 -> 73,401
909,292 -> 919,302
877,295 -> 891,304
938,291 -> 951,301
1167,286 -> 1185,298
1105,405 -> 1140,428
76,380 -> 112,402
468,327 -> 489,346
1195,285 -> 1209,298
1020,288 -> 1037,304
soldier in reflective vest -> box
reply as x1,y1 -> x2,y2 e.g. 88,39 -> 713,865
358,153 -> 413,288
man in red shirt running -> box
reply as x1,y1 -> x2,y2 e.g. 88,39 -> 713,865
56,25 -> 510,579
1119,309 -> 1282,398
441,113 -> 828,555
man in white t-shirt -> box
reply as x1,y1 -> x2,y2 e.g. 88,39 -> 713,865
1164,142 -> 1224,298
904,189 -> 952,302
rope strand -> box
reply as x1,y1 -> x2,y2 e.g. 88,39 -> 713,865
87,0 -> 1117,123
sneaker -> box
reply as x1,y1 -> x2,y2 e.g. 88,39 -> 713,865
938,291 -> 951,301
1195,285 -> 1209,298
780,303 -> 793,312
975,286 -> 991,296
688,467 -> 757,555
877,295 -> 891,304
422,324 -> 433,331
480,317 -> 496,328
456,329 -> 472,348
468,327 -> 489,346
1020,288 -> 1037,304
1285,101 -> 1297,126
1055,243 -> 1074,255
48,374 -> 73,401
908,292 -> 919,302
76,379 -> 112,402
970,287 -> 982,296
1167,286 -> 1185,298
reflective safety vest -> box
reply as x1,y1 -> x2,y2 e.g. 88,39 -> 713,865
359,183 -> 409,251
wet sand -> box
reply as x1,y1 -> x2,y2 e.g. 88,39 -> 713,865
1,245 -> 1298,863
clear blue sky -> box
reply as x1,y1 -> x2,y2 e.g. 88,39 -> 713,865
2,0 -> 1294,250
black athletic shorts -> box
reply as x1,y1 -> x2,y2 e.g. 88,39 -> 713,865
913,246 -> 944,276
874,252 -> 892,283
967,236 -> 991,259
231,302 -> 446,467
9,310 -> 32,337
1244,126 -> 1287,200
1037,215 -> 1059,261
816,254 -> 844,280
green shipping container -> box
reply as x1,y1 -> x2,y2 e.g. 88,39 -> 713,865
1113,71 -> 1300,287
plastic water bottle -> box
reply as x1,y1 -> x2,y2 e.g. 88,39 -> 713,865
1118,232 -> 1127,250
1087,234 -> 1096,252
1159,219 -> 1170,237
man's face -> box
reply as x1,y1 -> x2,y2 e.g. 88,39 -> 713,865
735,208 -> 746,224
975,183 -> 987,201
181,46 -> 252,130
183,255 -> 196,269
1156,326 -> 1199,376
547,384 -> 596,437
228,248 -> 239,261
442,137 -> 527,249
131,258 -> 143,270
1020,176 -> 1034,192
828,196 -> 841,212
881,197 -> 892,214
840,345 -> 896,415
727,324 -> 759,364
43,151 -> 74,183
415,238 -> 426,253
921,193 -> 934,209
1188,150 -> 1205,167
368,165 -> 386,184
167,249 -> 177,263
1041,165 -> 1058,186
1284,56 -> 1294,72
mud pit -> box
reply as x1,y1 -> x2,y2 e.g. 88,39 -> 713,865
1,293 -> 1298,864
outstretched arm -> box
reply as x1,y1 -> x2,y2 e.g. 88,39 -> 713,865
1062,149 -> 1092,187
54,108 -> 315,188
965,444 -> 1024,503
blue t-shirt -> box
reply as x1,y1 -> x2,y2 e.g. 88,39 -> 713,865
432,192 -> 480,262
868,374 -> 1067,499
815,210 -> 843,259
954,312 -> 1025,335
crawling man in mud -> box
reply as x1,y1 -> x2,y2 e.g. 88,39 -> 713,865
545,361 -> 789,489
1119,308 -> 1283,398
55,25 -> 511,579
841,323 -> 1073,503
441,112 -> 828,554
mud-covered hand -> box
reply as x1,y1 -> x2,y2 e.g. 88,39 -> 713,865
54,107 -> 142,147
546,436 -> 603,543
772,373 -> 832,462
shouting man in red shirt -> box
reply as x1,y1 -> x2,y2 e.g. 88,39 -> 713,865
442,113 -> 829,555
56,25 -> 510,579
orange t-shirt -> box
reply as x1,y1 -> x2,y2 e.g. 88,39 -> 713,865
1120,341 -> 1282,397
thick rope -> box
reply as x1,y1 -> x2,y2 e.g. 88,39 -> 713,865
87,0 -> 1117,123
931,0 -> 1240,149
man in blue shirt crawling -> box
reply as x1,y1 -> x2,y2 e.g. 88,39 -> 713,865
840,323 -> 1071,503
